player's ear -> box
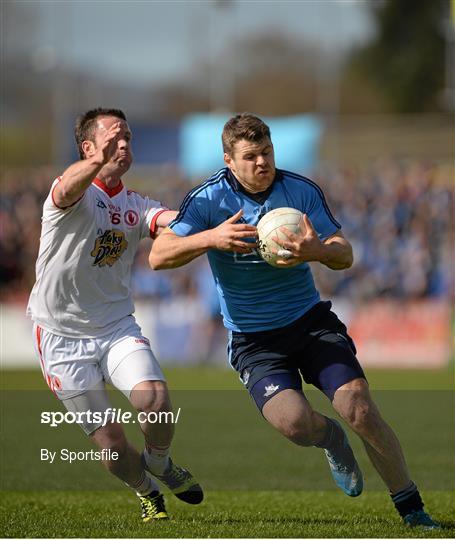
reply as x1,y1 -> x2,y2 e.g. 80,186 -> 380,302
224,152 -> 232,168
82,140 -> 95,159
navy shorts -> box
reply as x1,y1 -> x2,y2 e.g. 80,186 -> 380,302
228,301 -> 366,411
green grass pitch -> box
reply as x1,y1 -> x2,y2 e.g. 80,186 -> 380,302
1,367 -> 454,537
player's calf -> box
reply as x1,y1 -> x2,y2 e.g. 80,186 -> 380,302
90,423 -> 147,489
90,423 -> 131,474
91,423 -> 170,519
131,380 -> 175,451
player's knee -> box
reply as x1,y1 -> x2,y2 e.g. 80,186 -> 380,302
140,392 -> 171,415
340,400 -> 380,434
131,381 -> 171,415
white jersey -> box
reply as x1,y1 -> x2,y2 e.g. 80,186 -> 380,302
27,177 -> 168,338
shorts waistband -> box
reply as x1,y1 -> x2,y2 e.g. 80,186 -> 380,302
231,301 -> 332,339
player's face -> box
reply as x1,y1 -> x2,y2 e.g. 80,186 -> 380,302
93,115 -> 133,173
224,138 -> 275,192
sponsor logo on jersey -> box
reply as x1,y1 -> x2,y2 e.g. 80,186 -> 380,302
96,198 -> 107,209
263,383 -> 279,397
233,248 -> 265,264
135,337 -> 150,346
90,229 -> 128,267
124,210 -> 139,226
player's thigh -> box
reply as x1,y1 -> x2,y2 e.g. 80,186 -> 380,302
299,312 -> 366,402
62,379 -> 115,436
262,386 -> 317,438
102,319 -> 165,400
229,327 -> 319,440
33,323 -> 104,400
228,327 -> 304,411
63,381 -> 129,448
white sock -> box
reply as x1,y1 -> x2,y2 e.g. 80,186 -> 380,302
144,443 -> 170,475
126,470 -> 160,497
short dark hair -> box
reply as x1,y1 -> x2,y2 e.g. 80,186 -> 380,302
222,113 -> 271,155
75,108 -> 127,159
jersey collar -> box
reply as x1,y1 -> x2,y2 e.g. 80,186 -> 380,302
226,168 -> 281,205
92,178 -> 124,198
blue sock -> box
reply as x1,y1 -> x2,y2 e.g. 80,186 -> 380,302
314,417 -> 344,450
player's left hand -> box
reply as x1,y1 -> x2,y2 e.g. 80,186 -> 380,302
271,214 -> 323,266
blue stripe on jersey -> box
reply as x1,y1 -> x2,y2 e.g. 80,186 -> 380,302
170,169 -> 226,228
179,168 -> 226,212
280,169 -> 341,229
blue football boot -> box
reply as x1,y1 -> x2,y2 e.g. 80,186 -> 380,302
324,419 -> 363,497
403,510 -> 440,529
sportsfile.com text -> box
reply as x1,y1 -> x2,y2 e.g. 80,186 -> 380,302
40,408 -> 181,428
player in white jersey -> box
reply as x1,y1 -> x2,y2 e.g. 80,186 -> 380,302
27,108 -> 203,522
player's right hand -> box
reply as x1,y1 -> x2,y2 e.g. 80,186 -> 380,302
96,121 -> 122,164
211,209 -> 257,253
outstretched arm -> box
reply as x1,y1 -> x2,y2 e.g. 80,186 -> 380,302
273,213 -> 353,270
53,121 -> 122,208
150,209 -> 257,269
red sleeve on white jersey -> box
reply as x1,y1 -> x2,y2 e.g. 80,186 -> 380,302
129,190 -> 171,238
149,209 -> 170,238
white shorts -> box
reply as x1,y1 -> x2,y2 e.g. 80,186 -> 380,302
33,315 -> 165,401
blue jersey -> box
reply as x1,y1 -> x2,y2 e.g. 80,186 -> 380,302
170,168 -> 341,332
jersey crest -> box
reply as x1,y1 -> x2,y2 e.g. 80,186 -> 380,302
91,229 -> 128,267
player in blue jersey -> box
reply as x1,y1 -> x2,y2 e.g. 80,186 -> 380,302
150,113 -> 439,529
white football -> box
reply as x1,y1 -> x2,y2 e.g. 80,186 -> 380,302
257,207 -> 304,268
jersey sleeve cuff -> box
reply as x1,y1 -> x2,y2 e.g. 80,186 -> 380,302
149,208 -> 170,238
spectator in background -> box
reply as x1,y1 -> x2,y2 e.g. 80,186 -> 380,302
312,159 -> 453,301
0,168 -> 50,302
192,258 -> 225,363
132,242 -> 173,301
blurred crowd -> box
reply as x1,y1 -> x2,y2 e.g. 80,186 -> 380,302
1,160 -> 453,308
312,159 -> 454,301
